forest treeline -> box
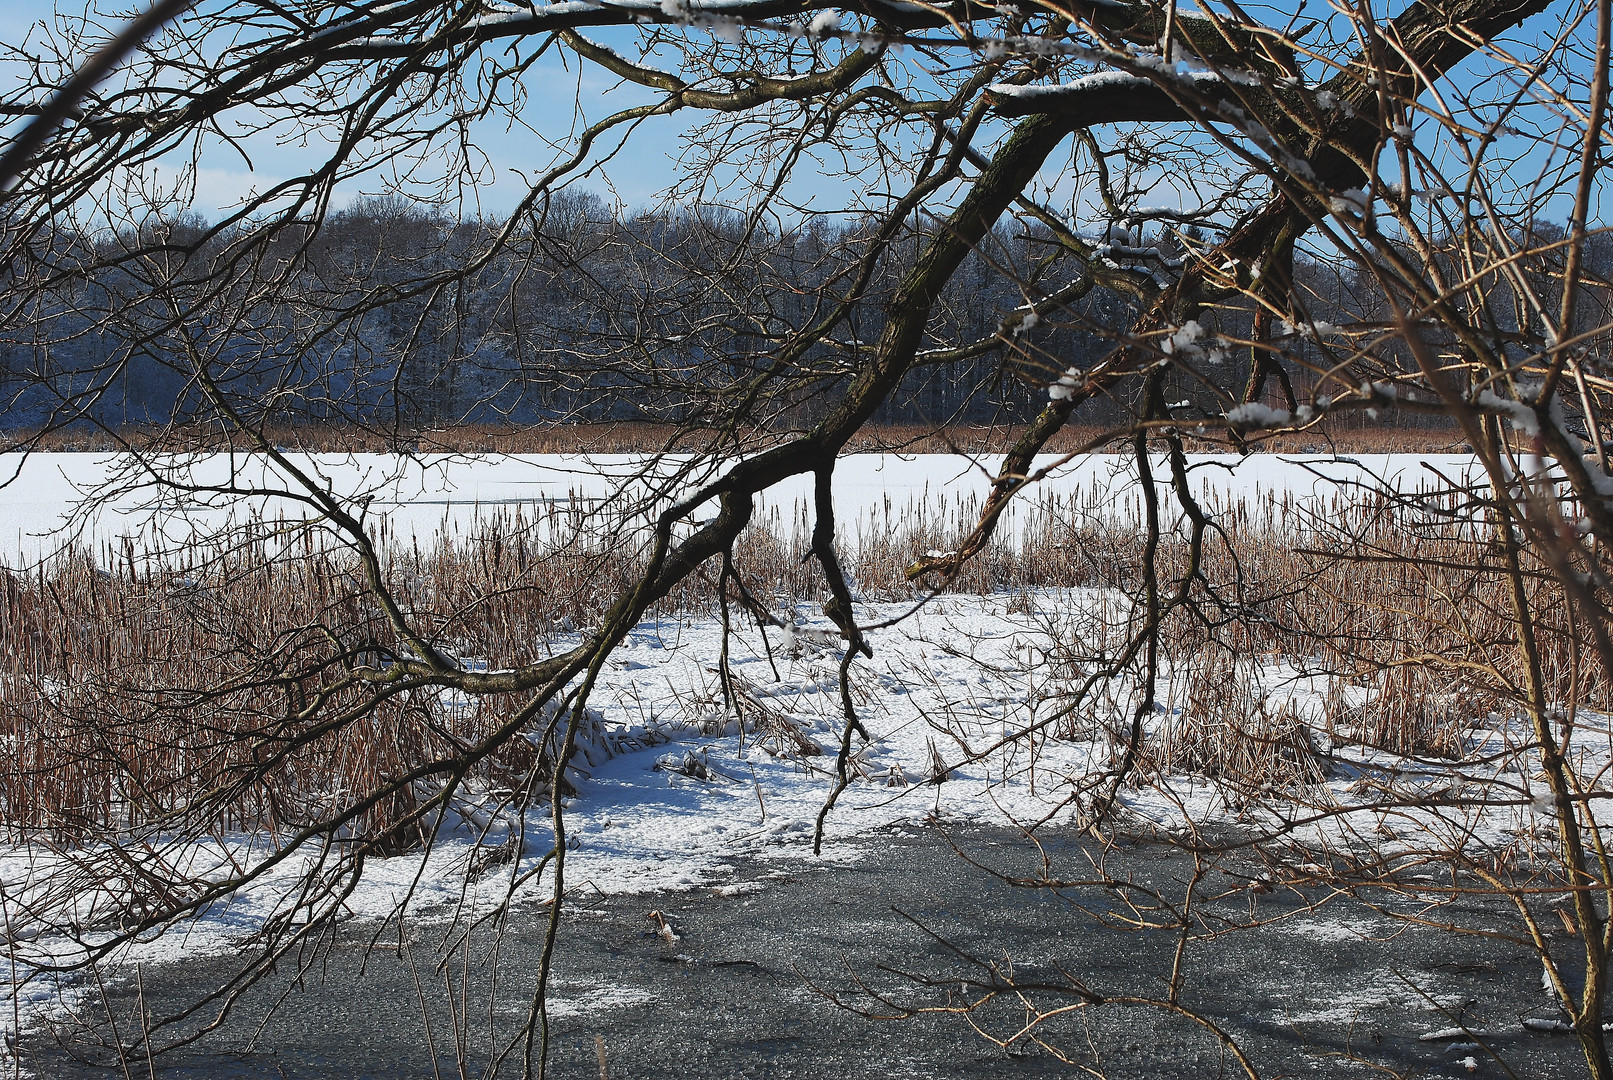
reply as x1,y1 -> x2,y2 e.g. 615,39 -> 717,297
2,190 -> 1599,439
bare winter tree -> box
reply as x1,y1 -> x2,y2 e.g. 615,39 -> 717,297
2,0 -> 1611,1073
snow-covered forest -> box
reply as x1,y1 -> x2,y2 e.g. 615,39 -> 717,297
2,196 -> 1149,429
6,193 -> 1512,435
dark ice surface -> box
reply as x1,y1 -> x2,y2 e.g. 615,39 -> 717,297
21,823 -> 1596,1078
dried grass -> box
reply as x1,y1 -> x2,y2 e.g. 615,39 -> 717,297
5,419 -> 1464,457
1146,651 -> 1330,800
0,457 -> 1592,841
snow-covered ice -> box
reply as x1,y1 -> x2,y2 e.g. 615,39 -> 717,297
0,451 -> 1484,566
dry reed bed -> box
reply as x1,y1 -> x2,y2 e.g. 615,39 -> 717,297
0,477 -> 1596,844
6,419 -> 1464,457
1056,485 -> 1598,798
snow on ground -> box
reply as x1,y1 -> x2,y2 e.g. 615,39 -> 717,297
0,449 -> 1563,1066
0,585 -> 1575,1064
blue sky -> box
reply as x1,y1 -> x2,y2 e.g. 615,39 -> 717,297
1,0 -> 1596,228
0,1 -> 1219,226
1,0 -> 703,217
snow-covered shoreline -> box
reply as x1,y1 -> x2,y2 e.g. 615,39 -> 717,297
1,585 -> 1571,1064
5,448 -> 1573,1074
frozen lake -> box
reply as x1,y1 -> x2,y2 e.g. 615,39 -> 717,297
0,451 -> 1484,566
